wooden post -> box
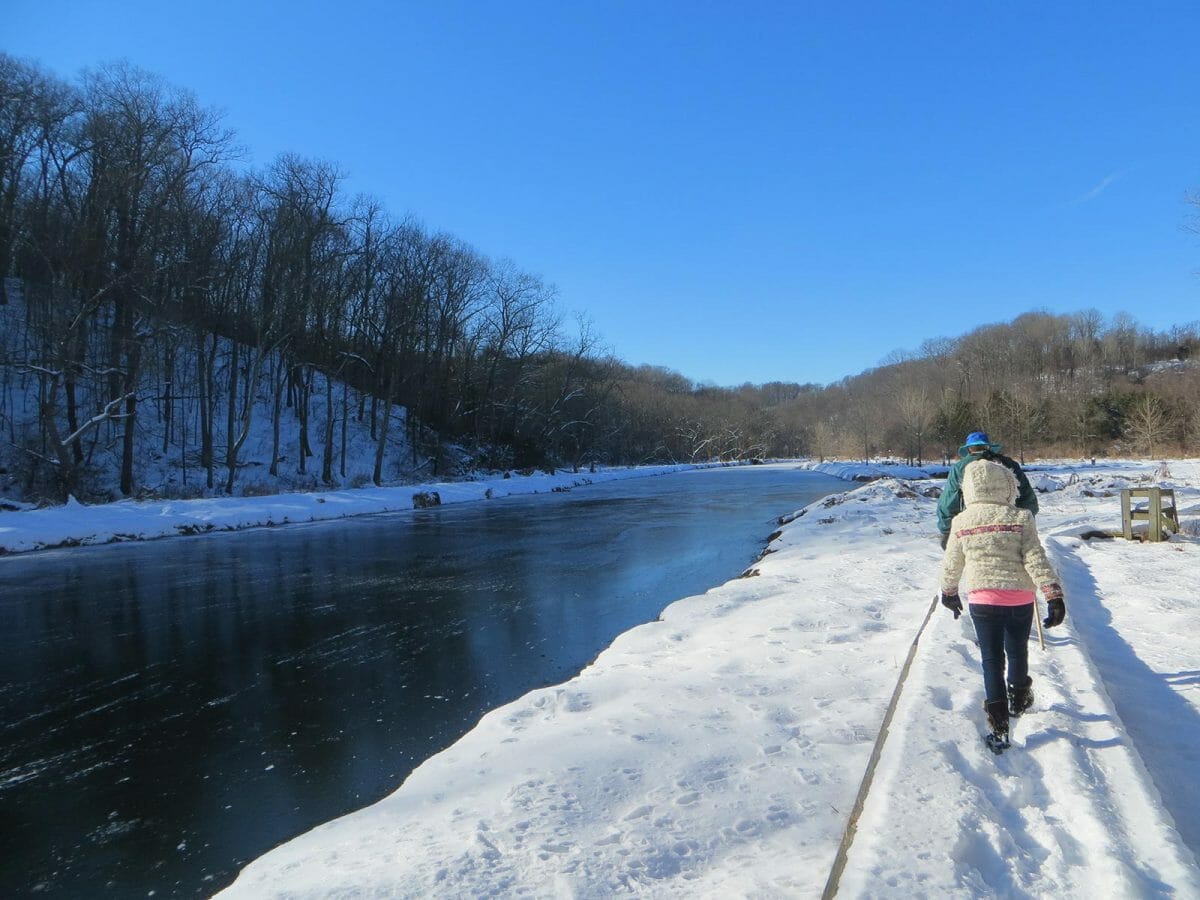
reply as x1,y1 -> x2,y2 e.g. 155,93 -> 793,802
1120,487 -> 1178,542
1162,489 -> 1180,536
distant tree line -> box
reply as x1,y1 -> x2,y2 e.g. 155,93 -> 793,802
796,310 -> 1200,465
1,54 -> 1198,502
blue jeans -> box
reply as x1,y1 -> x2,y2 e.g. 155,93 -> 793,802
969,603 -> 1034,705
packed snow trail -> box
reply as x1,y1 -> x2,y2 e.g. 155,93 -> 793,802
836,504 -> 1200,896
836,577 -> 1199,896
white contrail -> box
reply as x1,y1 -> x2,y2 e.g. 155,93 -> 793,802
1074,170 -> 1123,204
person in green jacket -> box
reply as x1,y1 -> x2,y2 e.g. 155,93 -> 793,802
937,431 -> 1038,547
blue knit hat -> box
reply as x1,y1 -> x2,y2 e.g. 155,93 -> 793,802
958,431 -> 1002,456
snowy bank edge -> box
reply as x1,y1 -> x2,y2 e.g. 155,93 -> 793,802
216,475 -> 948,897
0,463 -> 784,555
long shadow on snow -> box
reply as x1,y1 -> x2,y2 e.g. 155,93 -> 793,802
1051,540 -> 1200,862
1023,727 -> 1122,752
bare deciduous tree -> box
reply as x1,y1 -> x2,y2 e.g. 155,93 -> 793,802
1126,395 -> 1172,458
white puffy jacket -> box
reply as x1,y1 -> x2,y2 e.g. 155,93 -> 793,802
940,459 -> 1058,596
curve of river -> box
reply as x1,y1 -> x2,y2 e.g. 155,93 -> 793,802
0,464 -> 846,897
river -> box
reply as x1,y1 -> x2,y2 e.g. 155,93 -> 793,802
0,464 -> 846,897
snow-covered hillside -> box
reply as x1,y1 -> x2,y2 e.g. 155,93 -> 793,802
0,282 -> 439,506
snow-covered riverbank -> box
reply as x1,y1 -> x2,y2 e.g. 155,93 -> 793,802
216,458 -> 1200,897
0,463 -> 710,555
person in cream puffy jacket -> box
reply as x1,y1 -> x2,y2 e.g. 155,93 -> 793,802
940,459 -> 1065,749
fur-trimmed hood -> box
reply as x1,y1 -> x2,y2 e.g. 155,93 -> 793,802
941,458 -> 1057,595
961,459 -> 1019,507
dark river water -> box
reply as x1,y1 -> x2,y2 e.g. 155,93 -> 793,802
0,465 -> 846,897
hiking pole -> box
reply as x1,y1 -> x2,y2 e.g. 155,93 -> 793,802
1034,597 -> 1046,650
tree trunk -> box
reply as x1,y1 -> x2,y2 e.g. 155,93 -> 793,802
297,366 -> 312,474
196,333 -> 211,487
119,338 -> 141,497
64,377 -> 83,466
321,370 -> 334,485
270,355 -> 285,477
226,346 -> 269,495
373,371 -> 394,486
39,375 -> 78,501
108,300 -> 126,416
207,333 -> 221,488
224,339 -> 240,493
162,344 -> 175,455
180,380 -> 188,487
340,380 -> 349,479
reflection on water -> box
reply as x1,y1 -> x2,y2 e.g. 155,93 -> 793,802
0,466 -> 845,897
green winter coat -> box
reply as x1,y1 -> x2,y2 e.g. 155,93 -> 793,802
936,443 -> 1038,535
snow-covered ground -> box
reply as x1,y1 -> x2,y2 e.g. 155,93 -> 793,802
201,457 -> 1200,898
0,463 -> 711,554
6,456 -> 1196,895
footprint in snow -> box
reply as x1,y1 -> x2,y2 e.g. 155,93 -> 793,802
928,686 -> 954,711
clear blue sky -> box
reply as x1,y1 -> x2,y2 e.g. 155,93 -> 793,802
8,1 -> 1200,386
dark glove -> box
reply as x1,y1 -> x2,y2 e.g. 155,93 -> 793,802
939,532 -> 949,550
940,591 -> 962,619
1043,598 -> 1065,629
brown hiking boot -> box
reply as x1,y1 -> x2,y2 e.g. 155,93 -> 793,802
985,699 -> 1010,753
1008,677 -> 1034,717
